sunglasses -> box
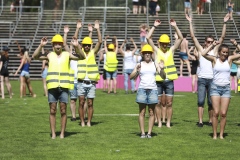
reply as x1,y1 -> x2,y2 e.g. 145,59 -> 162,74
142,52 -> 151,55
83,44 -> 91,47
206,41 -> 213,44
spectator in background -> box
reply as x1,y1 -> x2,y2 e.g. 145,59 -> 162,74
138,0 -> 146,14
0,46 -> 13,99
184,0 -> 192,15
156,4 -> 160,16
179,33 -> 191,77
139,24 -> 149,48
149,0 -> 158,16
132,0 -> 139,14
132,50 -> 142,91
227,0 -> 234,20
119,38 -> 138,94
99,48 -> 108,92
10,2 -> 14,13
188,47 -> 199,93
230,48 -> 238,93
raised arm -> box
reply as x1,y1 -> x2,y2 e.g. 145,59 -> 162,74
187,46 -> 196,60
201,41 -> 218,62
130,38 -> 137,55
229,39 -> 240,62
63,25 -> 70,52
15,40 -> 22,52
146,19 -> 161,53
93,20 -> 102,54
170,19 -> 183,52
186,14 -> 203,53
74,19 -> 82,38
98,48 -> 105,61
88,23 -> 93,38
155,60 -> 166,80
130,63 -> 141,80
14,56 -> 26,76
32,37 -> 48,60
104,35 -> 109,53
119,39 -> 126,56
70,37 -> 85,60
114,36 -> 118,54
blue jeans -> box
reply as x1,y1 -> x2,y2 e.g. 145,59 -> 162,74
124,69 -> 135,91
197,78 -> 212,109
48,87 -> 69,104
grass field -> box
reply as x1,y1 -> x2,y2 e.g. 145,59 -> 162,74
0,80 -> 240,160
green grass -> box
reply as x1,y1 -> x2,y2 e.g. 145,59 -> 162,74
1,81 -> 240,160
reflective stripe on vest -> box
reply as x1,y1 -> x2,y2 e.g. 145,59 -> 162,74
77,50 -> 100,81
156,48 -> 178,81
69,68 -> 74,90
105,51 -> 118,72
238,79 -> 240,92
46,51 -> 70,89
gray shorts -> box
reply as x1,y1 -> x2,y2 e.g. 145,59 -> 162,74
156,80 -> 174,96
77,82 -> 96,98
48,87 -> 69,104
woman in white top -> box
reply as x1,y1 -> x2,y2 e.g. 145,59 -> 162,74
130,44 -> 165,138
119,38 -> 137,94
201,39 -> 240,139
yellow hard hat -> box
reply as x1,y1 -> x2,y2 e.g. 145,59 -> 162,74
159,34 -> 170,43
141,44 -> 153,53
108,44 -> 115,49
82,37 -> 93,44
51,34 -> 63,43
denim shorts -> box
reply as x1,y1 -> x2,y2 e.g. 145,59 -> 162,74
140,36 -> 146,43
69,83 -> 78,99
156,80 -> 174,96
77,82 -> 96,98
210,83 -> 231,98
184,2 -> 191,8
179,52 -> 188,60
41,68 -> 48,78
20,70 -> 30,78
48,87 -> 69,104
106,70 -> 117,79
197,78 -> 212,107
136,88 -> 158,104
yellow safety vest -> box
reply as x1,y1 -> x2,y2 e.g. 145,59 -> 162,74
105,51 -> 118,72
238,79 -> 240,91
77,50 -> 100,81
69,68 -> 74,90
155,48 -> 178,81
46,51 -> 70,89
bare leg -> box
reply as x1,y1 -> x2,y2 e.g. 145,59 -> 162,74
26,78 -> 36,97
4,77 -> 13,98
70,99 -> 76,119
84,100 -> 88,120
49,102 -> 57,139
139,103 -> 146,135
166,96 -> 173,128
155,103 -> 162,127
211,96 -> 221,139
219,97 -> 230,139
234,76 -> 238,93
87,98 -> 94,127
0,76 -> 4,99
161,94 -> 167,122
59,102 -> 67,139
198,107 -> 204,124
180,59 -> 183,77
106,78 -> 111,94
148,104 -> 155,135
192,74 -> 197,93
113,78 -> 117,93
184,60 -> 191,77
78,96 -> 86,127
42,78 -> 48,97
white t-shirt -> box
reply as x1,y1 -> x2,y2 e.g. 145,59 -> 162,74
197,50 -> 214,79
70,60 -> 78,83
138,61 -> 157,90
213,58 -> 230,86
124,51 -> 134,69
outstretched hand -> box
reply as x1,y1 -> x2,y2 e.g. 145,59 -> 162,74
224,13 -> 230,23
71,37 -> 79,47
169,19 -> 177,26
64,25 -> 69,33
40,37 -> 48,47
136,63 -> 141,72
94,20 -> 100,29
76,19 -> 82,29
185,14 -> 192,22
154,19 -> 161,26
230,39 -> 237,45
159,60 -> 164,69
88,24 -> 93,32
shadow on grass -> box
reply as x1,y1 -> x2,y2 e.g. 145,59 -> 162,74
154,122 -> 179,127
131,132 -> 158,138
78,121 -> 103,126
54,131 -> 86,138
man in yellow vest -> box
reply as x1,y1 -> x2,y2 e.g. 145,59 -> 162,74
77,20 -> 102,127
146,19 -> 183,128
32,35 -> 85,139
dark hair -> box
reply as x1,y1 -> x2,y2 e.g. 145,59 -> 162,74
182,33 -> 187,38
218,44 -> 229,55
205,35 -> 214,41
126,44 -> 131,50
108,49 -> 114,52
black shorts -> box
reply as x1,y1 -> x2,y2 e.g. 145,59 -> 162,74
191,67 -> 197,75
103,69 -> 107,80
230,72 -> 237,76
0,69 -> 9,77
133,2 -> 138,5
139,0 -> 146,6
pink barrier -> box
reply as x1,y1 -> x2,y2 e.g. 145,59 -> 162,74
96,75 -> 237,92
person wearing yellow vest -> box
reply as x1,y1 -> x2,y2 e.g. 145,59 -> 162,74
104,35 -> 119,94
130,44 -> 165,138
77,20 -> 102,127
32,34 -> 85,139
146,19 -> 183,128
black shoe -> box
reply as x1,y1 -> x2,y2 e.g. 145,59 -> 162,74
198,123 -> 203,127
71,118 -> 76,121
208,122 -> 212,126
